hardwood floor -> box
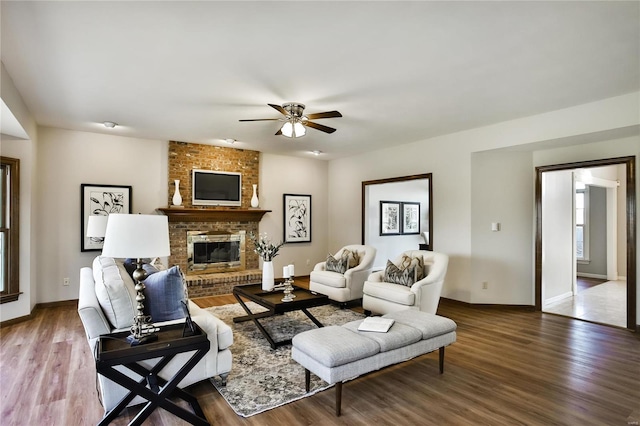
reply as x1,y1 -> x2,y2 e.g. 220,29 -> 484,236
576,276 -> 607,292
1,285 -> 638,425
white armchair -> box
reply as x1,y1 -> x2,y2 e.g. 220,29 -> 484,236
363,250 -> 449,315
77,257 -> 233,414
309,245 -> 377,304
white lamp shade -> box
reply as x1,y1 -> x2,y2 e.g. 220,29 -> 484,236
86,215 -> 109,238
102,214 -> 171,259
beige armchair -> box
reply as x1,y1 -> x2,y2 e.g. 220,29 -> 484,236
363,250 -> 449,315
309,245 -> 377,304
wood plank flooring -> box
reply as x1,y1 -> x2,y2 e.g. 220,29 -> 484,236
1,282 -> 638,425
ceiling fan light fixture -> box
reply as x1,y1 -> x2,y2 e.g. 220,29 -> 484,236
281,121 -> 294,137
294,121 -> 306,137
281,120 -> 306,138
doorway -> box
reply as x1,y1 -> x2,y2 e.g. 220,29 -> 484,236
535,156 -> 636,330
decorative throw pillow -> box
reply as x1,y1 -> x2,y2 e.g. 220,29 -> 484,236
341,249 -> 360,270
399,254 -> 425,282
143,265 -> 188,322
326,253 -> 349,274
384,260 -> 417,287
93,256 -> 138,329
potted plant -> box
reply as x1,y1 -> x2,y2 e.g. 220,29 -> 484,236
249,232 -> 284,291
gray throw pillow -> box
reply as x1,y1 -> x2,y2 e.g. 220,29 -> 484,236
326,253 -> 349,274
384,260 -> 417,287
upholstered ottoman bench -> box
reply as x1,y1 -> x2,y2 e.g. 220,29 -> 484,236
291,309 -> 457,416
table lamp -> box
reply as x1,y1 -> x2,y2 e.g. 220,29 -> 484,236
101,214 -> 171,344
86,215 -> 109,242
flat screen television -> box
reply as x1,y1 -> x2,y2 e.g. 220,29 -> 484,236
192,169 -> 242,206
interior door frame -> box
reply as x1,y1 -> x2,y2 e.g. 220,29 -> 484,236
361,173 -> 433,250
535,156 -> 636,330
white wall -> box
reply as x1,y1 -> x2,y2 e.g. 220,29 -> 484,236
329,135 -> 473,302
35,127 -> 169,304
21,129 -> 331,309
328,94 -> 640,324
541,170 -> 575,304
258,153 -> 328,278
0,61 -> 38,322
470,150 -> 534,304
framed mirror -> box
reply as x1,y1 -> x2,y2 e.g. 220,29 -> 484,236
362,174 -> 432,269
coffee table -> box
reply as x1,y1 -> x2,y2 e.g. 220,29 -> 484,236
232,283 -> 330,349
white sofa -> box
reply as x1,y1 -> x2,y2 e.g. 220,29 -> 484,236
363,250 -> 449,315
309,245 -> 377,304
77,257 -> 233,414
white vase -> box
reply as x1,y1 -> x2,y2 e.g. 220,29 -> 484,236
262,261 -> 274,291
251,184 -> 259,208
172,179 -> 182,206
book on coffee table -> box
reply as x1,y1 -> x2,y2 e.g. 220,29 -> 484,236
357,317 -> 395,333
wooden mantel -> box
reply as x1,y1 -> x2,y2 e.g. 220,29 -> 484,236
157,207 -> 271,222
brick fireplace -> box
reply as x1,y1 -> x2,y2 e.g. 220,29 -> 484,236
159,141 -> 270,297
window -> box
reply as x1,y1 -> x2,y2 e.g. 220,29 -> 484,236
0,157 -> 20,303
575,183 -> 589,262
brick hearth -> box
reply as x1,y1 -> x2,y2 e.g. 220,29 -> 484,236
185,269 -> 262,297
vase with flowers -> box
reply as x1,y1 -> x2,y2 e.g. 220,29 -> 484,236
249,232 -> 284,291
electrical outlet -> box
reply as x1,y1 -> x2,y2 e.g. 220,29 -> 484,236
482,281 -> 488,290
63,277 -> 70,286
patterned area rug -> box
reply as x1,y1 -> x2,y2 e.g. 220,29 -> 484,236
206,302 -> 364,417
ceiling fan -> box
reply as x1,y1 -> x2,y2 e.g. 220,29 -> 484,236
239,103 -> 342,138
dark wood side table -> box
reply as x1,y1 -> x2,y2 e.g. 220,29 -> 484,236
96,323 -> 210,426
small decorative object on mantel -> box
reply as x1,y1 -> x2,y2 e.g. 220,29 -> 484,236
249,232 -> 284,291
251,184 -> 260,208
171,179 -> 184,208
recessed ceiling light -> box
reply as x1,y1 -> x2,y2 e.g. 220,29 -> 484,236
225,138 -> 236,144
312,150 -> 322,156
103,121 -> 117,128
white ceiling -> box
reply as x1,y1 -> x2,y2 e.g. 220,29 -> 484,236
1,1 -> 638,160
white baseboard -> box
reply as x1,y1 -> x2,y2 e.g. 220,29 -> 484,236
544,291 -> 573,307
577,272 -> 607,280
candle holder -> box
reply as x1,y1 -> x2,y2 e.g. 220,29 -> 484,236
281,278 -> 296,302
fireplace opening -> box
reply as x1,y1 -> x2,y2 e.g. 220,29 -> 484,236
193,241 -> 239,264
187,230 -> 246,274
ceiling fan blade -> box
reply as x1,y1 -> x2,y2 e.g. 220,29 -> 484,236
238,118 -> 280,122
268,103 -> 289,116
305,121 -> 337,134
305,111 -> 342,120
275,129 -> 282,136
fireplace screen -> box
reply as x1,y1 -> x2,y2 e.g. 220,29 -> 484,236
187,230 -> 246,274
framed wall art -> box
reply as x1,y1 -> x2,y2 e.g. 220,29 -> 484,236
283,194 -> 311,243
402,202 -> 420,234
81,184 -> 132,252
380,201 -> 401,235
